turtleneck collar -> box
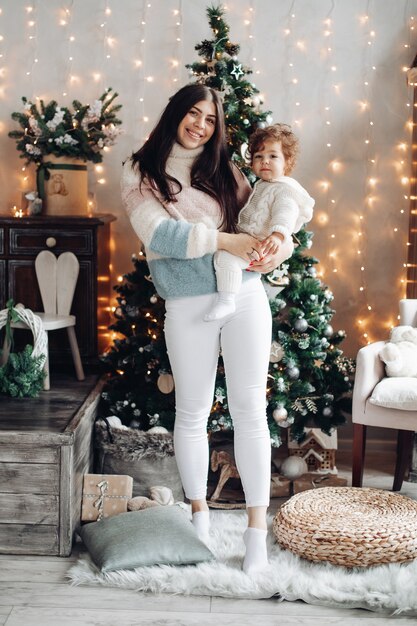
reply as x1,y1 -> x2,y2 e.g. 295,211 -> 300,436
170,141 -> 205,160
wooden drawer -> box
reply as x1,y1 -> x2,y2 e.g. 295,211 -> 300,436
9,228 -> 94,256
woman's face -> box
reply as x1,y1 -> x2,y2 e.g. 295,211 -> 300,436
176,99 -> 216,149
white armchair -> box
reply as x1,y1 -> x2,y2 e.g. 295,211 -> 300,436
352,299 -> 417,491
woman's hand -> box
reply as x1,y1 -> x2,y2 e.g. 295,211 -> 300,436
248,237 -> 295,274
217,232 -> 263,262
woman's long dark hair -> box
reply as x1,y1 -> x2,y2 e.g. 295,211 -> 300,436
131,84 -> 240,232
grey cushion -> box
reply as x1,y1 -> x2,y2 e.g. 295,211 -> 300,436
79,505 -> 214,572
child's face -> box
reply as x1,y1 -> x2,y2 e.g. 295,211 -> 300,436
251,139 -> 286,181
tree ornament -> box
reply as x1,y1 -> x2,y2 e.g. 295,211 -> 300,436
309,294 -> 317,302
240,142 -> 248,160
150,295 -> 158,304
257,121 -> 266,129
307,266 -> 317,277
157,372 -> 174,394
243,118 -> 250,125
129,419 -> 141,428
266,114 -> 273,124
280,456 -> 308,479
272,406 -> 288,423
215,388 -> 226,403
270,340 -> 284,362
294,318 -> 308,332
324,324 -> 334,337
231,63 -> 244,79
287,366 -> 300,380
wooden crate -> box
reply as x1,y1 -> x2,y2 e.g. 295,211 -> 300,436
0,375 -> 103,556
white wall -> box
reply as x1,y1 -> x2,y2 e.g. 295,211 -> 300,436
0,0 -> 416,356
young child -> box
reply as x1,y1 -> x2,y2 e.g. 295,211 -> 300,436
204,123 -> 315,322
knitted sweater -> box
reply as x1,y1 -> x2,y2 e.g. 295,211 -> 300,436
121,142 -> 253,299
238,176 -> 315,243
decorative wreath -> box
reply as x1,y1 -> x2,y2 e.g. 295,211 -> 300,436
0,302 -> 47,360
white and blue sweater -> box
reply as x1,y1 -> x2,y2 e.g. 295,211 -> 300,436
121,142 -> 253,299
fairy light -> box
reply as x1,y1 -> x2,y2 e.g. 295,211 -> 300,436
318,4 -> 341,279
169,2 -> 183,86
404,11 -> 417,300
25,0 -> 38,91
354,1 -> 378,344
0,5 -> 4,96
60,5 -> 74,97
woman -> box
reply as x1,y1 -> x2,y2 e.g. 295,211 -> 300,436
121,84 -> 293,574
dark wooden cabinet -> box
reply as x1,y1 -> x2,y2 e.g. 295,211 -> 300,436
0,214 -> 116,368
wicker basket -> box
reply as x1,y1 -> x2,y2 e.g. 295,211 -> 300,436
273,486 -> 417,568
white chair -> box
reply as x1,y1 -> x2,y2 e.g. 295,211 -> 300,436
6,250 -> 85,390
352,299 -> 417,491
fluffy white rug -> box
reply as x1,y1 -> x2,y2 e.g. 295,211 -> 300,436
67,510 -> 417,616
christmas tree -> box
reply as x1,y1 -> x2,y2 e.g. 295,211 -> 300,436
100,4 -> 354,447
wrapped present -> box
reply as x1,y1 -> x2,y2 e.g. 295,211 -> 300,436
293,472 -> 347,495
81,473 -> 133,522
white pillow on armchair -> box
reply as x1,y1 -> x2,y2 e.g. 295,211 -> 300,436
370,377 -> 417,410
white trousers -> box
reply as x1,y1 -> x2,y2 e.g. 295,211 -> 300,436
164,277 -> 272,507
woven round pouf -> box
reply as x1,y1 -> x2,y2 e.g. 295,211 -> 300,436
273,486 -> 417,568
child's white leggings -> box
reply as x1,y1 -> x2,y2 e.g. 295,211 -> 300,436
164,277 -> 272,508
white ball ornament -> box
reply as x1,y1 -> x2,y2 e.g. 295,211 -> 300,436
272,406 -> 288,423
310,294 -> 317,302
266,114 -> 273,124
243,118 -> 250,125
257,121 -> 266,129
323,406 -> 333,417
280,456 -> 308,479
324,324 -> 334,337
287,366 -> 300,380
294,318 -> 308,332
150,295 -> 157,304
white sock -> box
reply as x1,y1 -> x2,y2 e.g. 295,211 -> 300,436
242,527 -> 268,575
204,292 -> 236,322
192,511 -> 210,544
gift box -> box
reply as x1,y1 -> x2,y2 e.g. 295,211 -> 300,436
81,473 -> 133,522
292,472 -> 347,494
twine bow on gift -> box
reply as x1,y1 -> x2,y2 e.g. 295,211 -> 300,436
93,479 -> 109,521
36,161 -> 87,200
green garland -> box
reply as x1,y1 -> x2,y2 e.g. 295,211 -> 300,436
0,345 -> 45,398
0,300 -> 46,398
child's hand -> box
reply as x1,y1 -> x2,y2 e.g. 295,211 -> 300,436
261,233 -> 284,257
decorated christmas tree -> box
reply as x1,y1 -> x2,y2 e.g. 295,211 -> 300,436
100,4 -> 354,446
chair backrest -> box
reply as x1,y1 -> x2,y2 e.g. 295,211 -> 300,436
35,250 -> 80,315
399,299 -> 417,327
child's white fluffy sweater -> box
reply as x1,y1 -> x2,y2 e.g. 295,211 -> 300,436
238,176 -> 315,243
121,142 -> 253,299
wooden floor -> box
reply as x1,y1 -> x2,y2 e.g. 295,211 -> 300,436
0,447 -> 416,625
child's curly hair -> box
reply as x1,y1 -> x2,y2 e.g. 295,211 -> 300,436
248,123 -> 299,175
